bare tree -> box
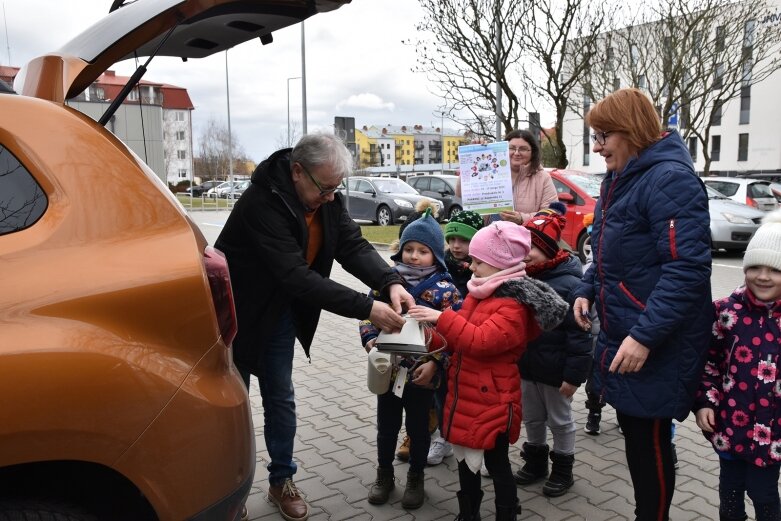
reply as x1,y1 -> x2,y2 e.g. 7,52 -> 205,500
581,0 -> 781,174
196,117 -> 249,181
275,120 -> 302,150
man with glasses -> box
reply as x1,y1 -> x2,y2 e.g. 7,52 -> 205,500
216,132 -> 414,521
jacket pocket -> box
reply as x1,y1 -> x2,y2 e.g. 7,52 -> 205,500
618,281 -> 646,310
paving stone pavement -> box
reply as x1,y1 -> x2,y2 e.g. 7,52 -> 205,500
236,246 -> 747,521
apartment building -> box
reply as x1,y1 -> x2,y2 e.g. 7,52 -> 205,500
355,124 -> 469,170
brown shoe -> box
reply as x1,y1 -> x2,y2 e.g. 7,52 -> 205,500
396,435 -> 411,462
268,479 -> 309,521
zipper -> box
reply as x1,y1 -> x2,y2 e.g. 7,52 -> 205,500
618,282 -> 646,310
596,173 -> 623,332
668,218 -> 678,259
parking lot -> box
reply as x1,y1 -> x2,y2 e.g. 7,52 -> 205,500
192,210 -> 747,520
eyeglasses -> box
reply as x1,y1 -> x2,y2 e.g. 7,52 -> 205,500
298,163 -> 340,197
590,131 -> 613,146
508,146 -> 531,154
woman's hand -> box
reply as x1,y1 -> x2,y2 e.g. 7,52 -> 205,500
609,336 -> 650,374
411,360 -> 437,387
559,381 -> 578,398
498,210 -> 524,224
695,408 -> 716,433
573,298 -> 592,330
407,305 -> 442,324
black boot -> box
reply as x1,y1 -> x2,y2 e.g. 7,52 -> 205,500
367,467 -> 395,505
401,470 -> 425,509
542,452 -> 574,497
514,443 -> 549,485
495,498 -> 519,521
454,489 -> 483,521
584,410 -> 601,435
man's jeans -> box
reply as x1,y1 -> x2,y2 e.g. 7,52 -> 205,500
237,309 -> 297,486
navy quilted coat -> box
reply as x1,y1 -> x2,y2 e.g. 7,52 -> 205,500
573,131 -> 712,421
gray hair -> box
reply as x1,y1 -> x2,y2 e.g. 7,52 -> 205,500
290,132 -> 352,179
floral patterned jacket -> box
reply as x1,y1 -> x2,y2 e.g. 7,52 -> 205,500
694,286 -> 781,467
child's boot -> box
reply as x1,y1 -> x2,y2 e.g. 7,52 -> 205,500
542,452 -> 574,497
454,489 -> 483,521
495,497 -> 519,521
584,410 -> 601,435
367,467 -> 395,505
401,470 -> 425,509
514,443 -> 549,485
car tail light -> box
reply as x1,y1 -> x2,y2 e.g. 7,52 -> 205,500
747,197 -> 758,208
203,246 -> 238,347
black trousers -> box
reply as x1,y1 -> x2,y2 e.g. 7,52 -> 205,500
617,412 -> 674,521
719,457 -> 781,520
458,432 -> 517,508
376,383 -> 434,473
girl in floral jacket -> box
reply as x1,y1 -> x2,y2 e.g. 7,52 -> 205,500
695,210 -> 781,521
409,221 -> 567,521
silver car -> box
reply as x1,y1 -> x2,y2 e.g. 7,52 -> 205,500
708,186 -> 765,251
340,176 -> 442,226
702,176 -> 778,212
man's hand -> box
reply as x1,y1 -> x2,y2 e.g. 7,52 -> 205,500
411,360 -> 437,387
559,381 -> 578,398
573,297 -> 592,330
369,301 -> 406,333
695,408 -> 716,433
388,283 -> 415,314
609,336 -> 650,374
407,305 -> 442,324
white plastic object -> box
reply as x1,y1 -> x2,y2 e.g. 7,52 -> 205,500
367,347 -> 392,394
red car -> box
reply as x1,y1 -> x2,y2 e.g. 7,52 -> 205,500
547,169 -> 603,261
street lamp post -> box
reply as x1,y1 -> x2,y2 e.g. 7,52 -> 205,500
287,76 -> 301,147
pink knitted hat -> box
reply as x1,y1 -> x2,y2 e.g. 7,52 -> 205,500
468,221 -> 531,270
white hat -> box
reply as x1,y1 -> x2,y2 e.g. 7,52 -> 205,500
743,208 -> 781,272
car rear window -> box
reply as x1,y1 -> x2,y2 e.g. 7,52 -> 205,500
705,181 -> 738,197
0,145 -> 48,236
748,182 -> 774,198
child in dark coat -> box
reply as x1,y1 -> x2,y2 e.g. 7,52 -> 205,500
694,210 -> 781,521
359,209 -> 461,510
513,207 -> 592,497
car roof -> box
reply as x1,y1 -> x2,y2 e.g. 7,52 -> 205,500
702,176 -> 769,184
15,0 -> 351,102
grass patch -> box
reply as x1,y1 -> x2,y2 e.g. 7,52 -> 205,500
176,194 -> 234,209
360,223 -> 447,245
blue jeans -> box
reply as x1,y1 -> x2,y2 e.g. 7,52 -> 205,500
237,309 -> 297,486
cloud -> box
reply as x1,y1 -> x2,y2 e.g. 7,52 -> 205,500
335,93 -> 395,112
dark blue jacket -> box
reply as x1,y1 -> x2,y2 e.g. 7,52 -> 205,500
519,254 -> 593,387
573,131 -> 712,421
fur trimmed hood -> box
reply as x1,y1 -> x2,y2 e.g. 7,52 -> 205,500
495,277 -> 568,331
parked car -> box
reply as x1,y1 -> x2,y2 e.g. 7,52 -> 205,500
707,186 -> 765,251
702,176 -> 778,212
547,169 -> 602,262
406,174 -> 462,220
206,180 -> 241,199
0,0 -> 349,518
340,176 -> 442,225
225,179 -> 251,199
185,179 -> 224,197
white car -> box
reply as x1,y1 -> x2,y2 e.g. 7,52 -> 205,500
702,176 -> 778,212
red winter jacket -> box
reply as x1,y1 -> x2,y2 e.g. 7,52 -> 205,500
432,277 -> 567,450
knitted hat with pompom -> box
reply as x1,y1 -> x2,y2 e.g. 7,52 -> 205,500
744,208 -> 781,272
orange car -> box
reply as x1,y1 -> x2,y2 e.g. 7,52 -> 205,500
0,0 -> 349,519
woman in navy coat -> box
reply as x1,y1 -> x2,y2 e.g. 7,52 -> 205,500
572,88 -> 712,521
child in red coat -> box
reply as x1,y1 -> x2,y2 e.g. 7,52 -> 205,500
409,221 -> 568,521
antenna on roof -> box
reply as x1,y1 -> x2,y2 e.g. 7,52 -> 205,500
2,3 -> 11,66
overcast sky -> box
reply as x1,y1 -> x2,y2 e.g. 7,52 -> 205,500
2,0 -> 453,162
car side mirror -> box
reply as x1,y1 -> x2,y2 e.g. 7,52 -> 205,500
558,192 -> 575,203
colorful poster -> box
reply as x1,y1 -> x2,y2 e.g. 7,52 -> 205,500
458,141 -> 513,215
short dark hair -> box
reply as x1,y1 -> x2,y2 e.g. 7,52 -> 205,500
504,129 -> 541,173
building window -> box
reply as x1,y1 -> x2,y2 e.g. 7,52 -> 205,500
714,63 -> 724,90
178,169 -> 187,178
711,135 -> 721,162
688,137 -> 697,162
738,133 -> 749,162
583,141 -> 590,167
613,77 -> 620,91
715,25 -> 725,53
740,86 -> 751,124
175,111 -> 185,122
177,150 -> 186,160
638,75 -> 647,90
176,131 -> 185,140
128,88 -> 139,101
711,103 -> 722,126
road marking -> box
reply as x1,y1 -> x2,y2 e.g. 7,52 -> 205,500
201,222 -> 225,228
713,263 -> 742,269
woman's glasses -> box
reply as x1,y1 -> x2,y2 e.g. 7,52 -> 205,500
508,146 -> 531,154
590,131 -> 612,146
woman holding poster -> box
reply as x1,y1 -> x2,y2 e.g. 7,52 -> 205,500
499,129 -> 558,225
